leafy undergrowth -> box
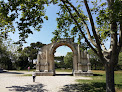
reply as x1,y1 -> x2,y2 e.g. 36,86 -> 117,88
76,70 -> 122,92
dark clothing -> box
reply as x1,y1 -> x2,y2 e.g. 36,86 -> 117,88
32,72 -> 36,82
33,76 -> 36,82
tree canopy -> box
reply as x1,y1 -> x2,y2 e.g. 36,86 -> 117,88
23,41 -> 46,64
0,0 -> 122,92
0,0 -> 49,43
0,38 -> 18,69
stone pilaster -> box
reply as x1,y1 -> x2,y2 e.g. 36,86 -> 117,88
87,53 -> 92,73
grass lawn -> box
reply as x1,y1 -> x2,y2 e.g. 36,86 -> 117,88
55,69 -> 72,72
23,74 -> 32,76
76,70 -> 122,92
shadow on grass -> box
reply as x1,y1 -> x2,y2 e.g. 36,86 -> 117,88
93,74 -> 103,76
60,82 -> 106,92
6,83 -> 48,92
115,84 -> 122,89
55,74 -> 73,76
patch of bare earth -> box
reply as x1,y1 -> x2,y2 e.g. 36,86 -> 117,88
0,71 -> 91,92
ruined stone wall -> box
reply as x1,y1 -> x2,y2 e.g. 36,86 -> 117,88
36,38 -> 93,76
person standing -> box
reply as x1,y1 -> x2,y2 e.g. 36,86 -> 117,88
32,72 -> 36,82
28,66 -> 30,72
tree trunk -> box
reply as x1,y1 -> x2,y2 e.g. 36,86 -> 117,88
32,59 -> 33,65
95,64 -> 97,70
105,62 -> 115,92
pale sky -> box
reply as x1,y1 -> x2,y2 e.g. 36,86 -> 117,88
9,3 -> 73,56
8,0 -> 110,56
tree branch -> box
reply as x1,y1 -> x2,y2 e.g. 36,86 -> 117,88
84,0 -> 103,59
65,0 -> 97,48
61,0 -> 98,56
118,23 -> 122,52
86,17 -> 107,51
101,42 -> 107,51
107,0 -> 110,5
95,26 -> 107,50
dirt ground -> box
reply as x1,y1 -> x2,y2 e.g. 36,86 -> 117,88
0,70 -> 91,92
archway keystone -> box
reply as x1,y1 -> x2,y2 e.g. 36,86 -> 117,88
36,38 -> 93,76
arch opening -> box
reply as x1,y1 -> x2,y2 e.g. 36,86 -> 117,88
50,42 -> 78,76
54,46 -> 73,76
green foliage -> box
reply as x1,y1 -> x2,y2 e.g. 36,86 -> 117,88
17,41 -> 46,69
54,52 -> 73,69
51,1 -> 86,42
119,52 -> 122,64
88,49 -> 104,70
88,49 -> 122,70
51,30 -> 62,42
64,52 -> 73,69
51,0 -> 122,47
0,38 -> 18,70
0,0 -> 49,43
17,55 -> 29,70
117,52 -> 122,70
0,40 -> 46,70
54,56 -> 65,68
90,58 -> 104,70
23,42 -> 46,64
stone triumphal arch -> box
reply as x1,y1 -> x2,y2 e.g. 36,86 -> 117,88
36,38 -> 93,76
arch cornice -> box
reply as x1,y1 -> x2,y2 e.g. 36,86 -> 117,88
49,38 -> 78,55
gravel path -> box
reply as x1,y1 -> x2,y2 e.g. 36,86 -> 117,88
0,71 -> 91,92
